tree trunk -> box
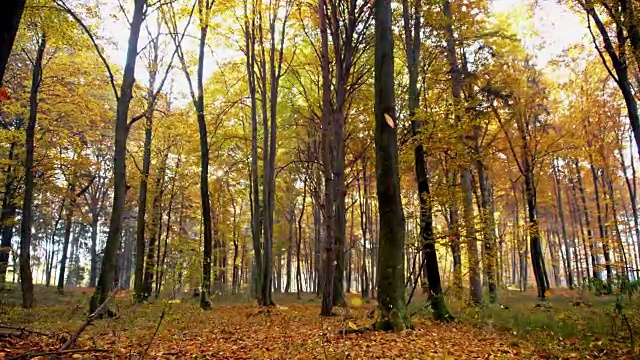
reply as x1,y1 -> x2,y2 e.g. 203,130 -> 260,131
586,6 -> 640,160
449,171 -> 462,295
90,0 -> 145,313
57,184 -> 76,293
319,0 -> 335,316
142,154 -> 167,298
357,159 -> 369,300
574,160 -> 599,280
524,157 -> 547,300
244,0 -> 264,303
552,160 -> 573,288
402,0 -> 450,320
19,33 -> 46,309
46,203 -> 64,287
0,0 -> 26,85
589,161 -> 613,282
285,206 -> 293,293
0,142 -> 18,287
133,116 -> 153,301
442,0 -> 481,304
373,0 -> 410,331
619,135 -> 640,277
296,175 -> 307,298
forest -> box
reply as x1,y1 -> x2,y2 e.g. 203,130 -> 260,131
1,0 -> 640,358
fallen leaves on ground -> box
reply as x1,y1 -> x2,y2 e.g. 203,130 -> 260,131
2,299 -> 533,359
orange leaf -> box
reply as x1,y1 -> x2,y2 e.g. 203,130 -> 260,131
0,88 -> 9,101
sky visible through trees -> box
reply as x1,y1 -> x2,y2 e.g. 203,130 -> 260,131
1,0 -> 640,358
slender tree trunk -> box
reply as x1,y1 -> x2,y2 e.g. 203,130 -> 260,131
46,203 -> 64,287
90,0 -> 145,313
442,0 -> 481,304
134,116 -> 153,301
357,159 -> 369,300
575,160 -> 599,280
296,175 -> 307,298
589,161 -> 613,282
524,156 -> 547,300
57,184 -> 75,293
403,0 -> 450,320
449,171 -> 462,295
319,0 -> 335,316
285,206 -> 293,293
0,142 -> 17,287
552,160 -> 573,288
142,154 -> 167,298
19,33 -> 46,309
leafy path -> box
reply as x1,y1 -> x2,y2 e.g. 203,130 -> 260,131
2,301 -> 532,359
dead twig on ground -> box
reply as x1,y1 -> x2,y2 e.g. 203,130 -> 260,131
9,348 -> 108,359
59,288 -> 119,350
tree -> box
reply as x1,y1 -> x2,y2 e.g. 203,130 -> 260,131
0,0 -> 26,85
402,0 -> 451,320
89,0 -> 146,313
373,0 -> 411,331
19,32 -> 46,309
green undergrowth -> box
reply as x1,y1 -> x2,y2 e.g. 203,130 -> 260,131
410,287 -> 640,357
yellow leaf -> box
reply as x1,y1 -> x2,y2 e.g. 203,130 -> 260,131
347,321 -> 358,330
544,290 -> 552,297
349,297 -> 363,307
384,113 -> 395,128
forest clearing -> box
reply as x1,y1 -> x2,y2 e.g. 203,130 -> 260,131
2,0 -> 640,358
1,285 -> 639,358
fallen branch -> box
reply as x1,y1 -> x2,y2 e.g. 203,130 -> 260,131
59,288 -> 119,350
9,348 -> 108,359
0,325 -> 53,338
140,298 -> 171,360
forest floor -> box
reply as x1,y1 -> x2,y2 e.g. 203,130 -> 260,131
0,285 -> 638,359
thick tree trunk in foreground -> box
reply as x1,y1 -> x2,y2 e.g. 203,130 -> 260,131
373,0 -> 411,331
20,34 -> 46,308
0,0 -> 26,85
